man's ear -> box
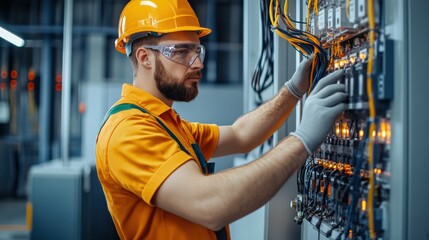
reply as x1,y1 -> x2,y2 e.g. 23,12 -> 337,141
136,47 -> 152,68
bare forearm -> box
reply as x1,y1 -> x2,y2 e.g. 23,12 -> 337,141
202,135 -> 308,229
232,87 -> 298,150
154,135 -> 308,231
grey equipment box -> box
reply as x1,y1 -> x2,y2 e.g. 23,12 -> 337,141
28,159 -> 119,240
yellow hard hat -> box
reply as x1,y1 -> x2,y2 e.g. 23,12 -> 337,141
115,0 -> 212,55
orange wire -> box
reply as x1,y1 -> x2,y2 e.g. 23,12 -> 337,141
366,0 -> 376,238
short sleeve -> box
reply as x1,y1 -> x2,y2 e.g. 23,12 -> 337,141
182,121 -> 219,161
107,114 -> 192,206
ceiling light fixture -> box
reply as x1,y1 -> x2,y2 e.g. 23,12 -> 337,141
0,26 -> 25,47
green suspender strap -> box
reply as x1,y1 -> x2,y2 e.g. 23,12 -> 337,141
98,103 -> 227,240
99,103 -> 189,155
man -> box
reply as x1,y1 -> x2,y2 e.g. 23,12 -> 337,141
95,0 -> 346,239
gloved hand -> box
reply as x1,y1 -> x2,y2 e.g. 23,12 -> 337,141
284,56 -> 314,99
291,70 -> 346,154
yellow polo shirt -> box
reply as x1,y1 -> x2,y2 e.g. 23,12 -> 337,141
96,84 -> 230,239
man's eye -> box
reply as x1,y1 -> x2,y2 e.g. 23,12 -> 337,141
173,49 -> 190,56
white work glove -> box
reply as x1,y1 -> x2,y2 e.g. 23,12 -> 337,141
284,56 -> 314,99
291,70 -> 346,154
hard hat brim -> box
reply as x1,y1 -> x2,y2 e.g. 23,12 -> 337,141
115,27 -> 212,54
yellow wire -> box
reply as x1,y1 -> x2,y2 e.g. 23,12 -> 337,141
271,0 -> 376,237
367,0 -> 376,239
313,0 -> 319,16
308,55 -> 318,95
269,0 -> 280,30
346,0 -> 351,20
284,0 -> 297,30
274,0 -> 281,26
269,0 -> 275,25
270,0 -> 324,93
306,0 -> 313,31
269,0 -> 310,56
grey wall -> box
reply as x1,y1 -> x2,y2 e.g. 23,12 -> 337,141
82,83 -> 243,171
174,84 -> 244,171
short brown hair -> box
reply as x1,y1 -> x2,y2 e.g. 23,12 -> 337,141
129,36 -> 159,76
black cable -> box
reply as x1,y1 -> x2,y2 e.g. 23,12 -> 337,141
343,122 -> 370,238
274,7 -> 329,91
251,0 -> 274,105
248,0 -> 276,156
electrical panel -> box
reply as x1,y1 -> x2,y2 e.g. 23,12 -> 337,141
291,0 -> 391,239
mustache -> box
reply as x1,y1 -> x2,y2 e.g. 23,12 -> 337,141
185,71 -> 202,79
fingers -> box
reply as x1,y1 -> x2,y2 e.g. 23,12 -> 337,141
330,102 -> 347,117
297,55 -> 314,72
314,83 -> 346,99
311,70 -> 344,94
319,92 -> 347,108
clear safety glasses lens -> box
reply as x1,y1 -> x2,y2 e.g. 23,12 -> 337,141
143,44 -> 205,67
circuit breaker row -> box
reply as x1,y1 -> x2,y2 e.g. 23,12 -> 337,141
309,0 -> 372,42
292,112 -> 390,239
291,0 -> 390,239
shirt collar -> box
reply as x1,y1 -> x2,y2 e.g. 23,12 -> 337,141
120,84 -> 171,116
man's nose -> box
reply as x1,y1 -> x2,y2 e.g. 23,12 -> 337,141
189,54 -> 204,69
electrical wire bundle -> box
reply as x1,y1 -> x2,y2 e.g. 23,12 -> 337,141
269,0 -> 328,93
291,0 -> 385,238
251,0 -> 275,105
247,0 -> 276,155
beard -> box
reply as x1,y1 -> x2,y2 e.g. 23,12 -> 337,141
154,57 -> 200,102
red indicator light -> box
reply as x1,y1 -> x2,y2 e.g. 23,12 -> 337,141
10,79 -> 17,89
55,83 -> 62,91
27,82 -> 35,91
28,70 -> 36,81
1,70 -> 7,79
10,70 -> 18,79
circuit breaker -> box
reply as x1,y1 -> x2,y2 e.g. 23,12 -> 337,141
290,0 -> 392,239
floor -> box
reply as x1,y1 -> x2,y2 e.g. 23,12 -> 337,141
0,198 -> 29,240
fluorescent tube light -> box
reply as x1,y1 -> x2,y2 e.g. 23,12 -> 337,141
0,26 -> 25,47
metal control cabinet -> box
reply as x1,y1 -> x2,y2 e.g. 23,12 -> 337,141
296,0 -> 429,239
28,159 -> 118,240
238,0 -> 429,239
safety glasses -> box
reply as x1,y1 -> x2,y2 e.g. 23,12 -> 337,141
142,43 -> 205,67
